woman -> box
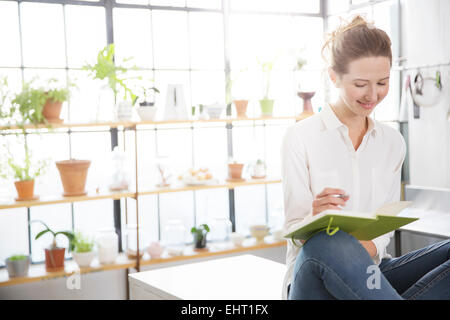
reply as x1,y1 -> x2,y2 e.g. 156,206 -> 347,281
281,15 -> 450,300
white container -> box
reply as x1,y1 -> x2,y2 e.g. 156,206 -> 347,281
96,229 -> 118,264
230,232 -> 245,247
136,106 -> 157,121
72,251 -> 95,268
116,101 -> 133,121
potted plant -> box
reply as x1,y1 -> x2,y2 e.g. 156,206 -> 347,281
5,254 -> 30,278
83,44 -> 140,121
72,231 -> 95,268
136,83 -> 160,121
41,78 -> 71,124
257,58 -> 277,117
227,159 -> 245,181
190,224 -> 210,250
0,139 -> 48,201
32,220 -> 75,272
55,159 -> 91,197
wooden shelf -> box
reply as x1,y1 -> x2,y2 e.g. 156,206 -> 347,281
0,115 -> 305,131
139,177 -> 282,196
0,239 -> 286,287
0,190 -> 135,210
0,178 -> 281,210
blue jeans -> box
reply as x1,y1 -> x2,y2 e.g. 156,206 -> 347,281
288,230 -> 450,300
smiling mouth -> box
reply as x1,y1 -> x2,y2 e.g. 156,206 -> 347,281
357,101 -> 376,109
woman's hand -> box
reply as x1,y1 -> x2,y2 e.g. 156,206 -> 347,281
360,240 -> 377,258
312,188 -> 350,216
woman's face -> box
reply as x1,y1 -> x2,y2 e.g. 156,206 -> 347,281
330,56 -> 391,116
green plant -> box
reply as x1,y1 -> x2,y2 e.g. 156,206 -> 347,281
11,81 -> 47,125
225,67 -> 248,105
0,76 -> 11,120
191,224 -> 210,241
7,254 -> 28,261
257,58 -> 277,100
0,137 -> 48,181
83,44 -> 140,105
72,232 -> 95,253
32,220 -> 75,251
45,78 -> 70,103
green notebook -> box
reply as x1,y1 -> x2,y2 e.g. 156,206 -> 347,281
284,201 -> 419,242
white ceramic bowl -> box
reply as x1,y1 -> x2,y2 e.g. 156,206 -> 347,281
249,225 -> 270,243
72,251 -> 95,268
206,107 -> 224,119
137,107 -> 157,121
230,232 -> 245,247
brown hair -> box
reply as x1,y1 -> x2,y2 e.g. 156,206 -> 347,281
322,15 -> 392,75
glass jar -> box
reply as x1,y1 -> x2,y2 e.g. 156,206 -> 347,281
208,218 -> 232,242
125,224 -> 146,259
96,228 -> 118,265
162,219 -> 186,255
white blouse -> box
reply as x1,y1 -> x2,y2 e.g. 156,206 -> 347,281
280,103 -> 406,300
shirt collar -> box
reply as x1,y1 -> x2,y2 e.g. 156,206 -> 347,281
320,104 -> 379,137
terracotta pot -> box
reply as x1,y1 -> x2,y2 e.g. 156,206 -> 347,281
55,159 -> 91,197
45,248 -> 66,272
42,98 -> 63,124
233,100 -> 249,118
228,163 -> 244,179
14,179 -> 36,201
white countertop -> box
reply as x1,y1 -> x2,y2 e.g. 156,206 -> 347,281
128,254 -> 286,300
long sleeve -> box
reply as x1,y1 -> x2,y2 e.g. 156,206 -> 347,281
281,126 -> 314,233
371,135 -> 407,264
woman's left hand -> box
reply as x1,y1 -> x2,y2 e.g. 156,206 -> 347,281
360,240 -> 377,258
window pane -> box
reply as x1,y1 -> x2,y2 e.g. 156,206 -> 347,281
229,15 -> 323,70
193,126 -> 228,178
235,185 -> 266,235
114,8 -> 153,69
195,189 -> 229,228
68,70 -> 115,123
327,0 -> 349,15
27,132 -> 71,197
189,12 -> 224,70
187,0 -> 221,9
0,2 -> 21,67
65,5 -> 106,68
156,127 -> 193,172
0,210 -> 28,267
190,71 -> 225,106
69,132 -> 113,192
152,10 -> 189,69
117,0 -> 150,4
159,191 -> 195,245
74,200 -> 114,240
151,0 -> 185,7
231,0 -> 320,13
232,125 -> 265,163
20,3 -> 66,68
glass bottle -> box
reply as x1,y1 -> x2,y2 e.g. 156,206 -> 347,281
96,228 -> 118,265
162,219 -> 186,256
125,224 -> 146,259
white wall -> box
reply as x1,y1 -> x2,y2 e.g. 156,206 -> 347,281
401,0 -> 450,188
